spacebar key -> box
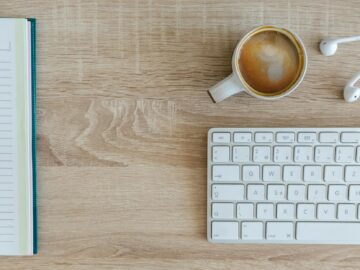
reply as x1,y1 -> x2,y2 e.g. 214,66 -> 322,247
297,222 -> 360,242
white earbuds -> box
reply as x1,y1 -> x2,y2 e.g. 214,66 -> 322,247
320,36 -> 360,56
344,71 -> 360,103
319,35 -> 360,102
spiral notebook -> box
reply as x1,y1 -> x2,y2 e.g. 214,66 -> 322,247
0,18 -> 37,255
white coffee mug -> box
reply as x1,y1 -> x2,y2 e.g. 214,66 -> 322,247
209,26 -> 308,103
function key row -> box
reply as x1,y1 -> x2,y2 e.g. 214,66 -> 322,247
212,132 -> 360,144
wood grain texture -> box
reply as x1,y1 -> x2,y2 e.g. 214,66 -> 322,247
1,0 -> 360,269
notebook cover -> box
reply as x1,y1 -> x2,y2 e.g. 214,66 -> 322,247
28,18 -> 37,254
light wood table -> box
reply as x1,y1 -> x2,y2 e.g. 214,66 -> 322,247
2,0 -> 360,269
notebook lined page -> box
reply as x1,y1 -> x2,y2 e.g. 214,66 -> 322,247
0,19 -> 20,254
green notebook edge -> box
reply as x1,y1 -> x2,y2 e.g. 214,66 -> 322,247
28,18 -> 38,254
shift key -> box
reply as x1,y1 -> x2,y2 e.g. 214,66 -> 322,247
212,165 -> 240,181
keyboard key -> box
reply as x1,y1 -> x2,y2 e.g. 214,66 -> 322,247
317,204 -> 335,220
212,203 -> 234,219
212,185 -> 244,201
242,165 -> 260,182
233,146 -> 250,162
257,203 -> 274,219
298,132 -> 317,143
294,146 -> 313,162
276,203 -> 295,219
336,146 -> 355,163
345,166 -> 360,182
303,166 -> 322,182
237,203 -> 254,219
212,146 -> 230,162
212,165 -> 240,181
297,222 -> 360,242
315,146 -> 333,163
324,166 -> 343,182
297,204 -> 315,219
337,204 -> 356,220
283,166 -> 301,182
267,185 -> 285,201
349,185 -> 360,201
242,222 -> 263,240
212,132 -> 230,143
247,184 -> 265,200
263,165 -> 281,182
266,222 -> 293,240
319,132 -> 338,143
274,146 -> 292,163
328,185 -> 347,201
212,222 -> 238,240
357,147 -> 360,162
308,185 -> 326,201
276,132 -> 295,143
287,185 -> 305,201
234,132 -> 251,143
253,146 -> 271,162
255,132 -> 273,143
341,132 -> 360,143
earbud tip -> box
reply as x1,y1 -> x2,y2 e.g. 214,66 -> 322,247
344,86 -> 360,103
320,40 -> 337,56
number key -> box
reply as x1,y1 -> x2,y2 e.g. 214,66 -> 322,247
336,147 -> 354,163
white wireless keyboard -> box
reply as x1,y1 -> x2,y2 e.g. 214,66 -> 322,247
207,128 -> 360,244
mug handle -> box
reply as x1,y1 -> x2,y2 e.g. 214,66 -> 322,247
208,73 -> 245,103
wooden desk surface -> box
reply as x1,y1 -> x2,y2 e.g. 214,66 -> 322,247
1,0 -> 360,269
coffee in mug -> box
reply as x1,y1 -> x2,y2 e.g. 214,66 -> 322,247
209,26 -> 307,102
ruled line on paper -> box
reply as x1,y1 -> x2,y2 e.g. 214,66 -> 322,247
0,42 -> 11,51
